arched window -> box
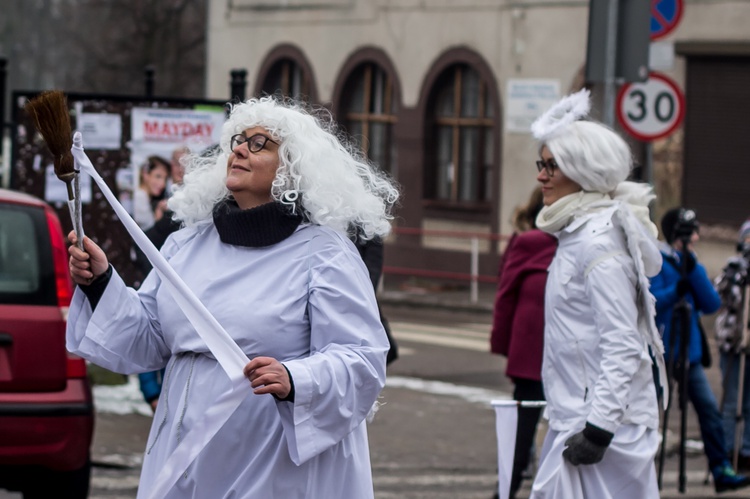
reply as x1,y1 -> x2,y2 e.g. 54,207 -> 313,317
260,58 -> 310,100
340,63 -> 397,174
426,64 -> 494,206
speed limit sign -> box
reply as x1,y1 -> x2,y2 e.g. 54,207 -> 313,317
616,72 -> 685,141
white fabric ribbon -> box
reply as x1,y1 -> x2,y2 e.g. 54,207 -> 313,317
71,132 -> 250,498
492,400 -> 547,499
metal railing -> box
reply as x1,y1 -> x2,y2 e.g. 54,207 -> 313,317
383,226 -> 509,303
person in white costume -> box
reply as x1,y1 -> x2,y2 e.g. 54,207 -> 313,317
528,90 -> 665,499
66,96 -> 399,498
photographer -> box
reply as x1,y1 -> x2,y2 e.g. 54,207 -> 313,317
651,207 -> 750,493
715,221 -> 750,471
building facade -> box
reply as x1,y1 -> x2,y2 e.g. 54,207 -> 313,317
205,0 -> 750,283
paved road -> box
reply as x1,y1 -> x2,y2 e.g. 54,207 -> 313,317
3,303 -> 749,498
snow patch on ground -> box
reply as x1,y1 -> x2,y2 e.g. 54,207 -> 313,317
386,376 -> 511,406
93,375 -> 153,416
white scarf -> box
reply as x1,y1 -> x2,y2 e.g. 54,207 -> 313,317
536,184 -> 659,238
535,191 -> 609,234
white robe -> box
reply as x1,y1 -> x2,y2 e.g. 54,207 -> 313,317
67,222 -> 389,498
532,425 -> 659,499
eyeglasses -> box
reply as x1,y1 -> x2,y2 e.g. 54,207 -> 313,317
535,158 -> 558,177
230,133 -> 279,154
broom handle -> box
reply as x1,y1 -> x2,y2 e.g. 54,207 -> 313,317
73,170 -> 84,250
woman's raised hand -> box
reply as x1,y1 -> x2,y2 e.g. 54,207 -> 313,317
68,231 -> 109,285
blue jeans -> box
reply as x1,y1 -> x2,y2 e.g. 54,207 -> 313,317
683,363 -> 730,468
720,352 -> 750,456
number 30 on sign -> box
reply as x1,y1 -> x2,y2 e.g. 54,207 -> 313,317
616,72 -> 685,142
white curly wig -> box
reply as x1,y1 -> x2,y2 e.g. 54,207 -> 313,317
168,96 -> 400,239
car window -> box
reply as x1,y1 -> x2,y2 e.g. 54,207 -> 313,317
0,204 -> 55,305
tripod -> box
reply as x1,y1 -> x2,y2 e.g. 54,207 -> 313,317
732,287 -> 750,469
722,257 -> 750,470
657,234 -> 693,493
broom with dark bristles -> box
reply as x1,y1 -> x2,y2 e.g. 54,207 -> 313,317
25,90 -> 85,249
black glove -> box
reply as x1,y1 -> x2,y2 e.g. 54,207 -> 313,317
676,278 -> 691,297
562,423 -> 613,466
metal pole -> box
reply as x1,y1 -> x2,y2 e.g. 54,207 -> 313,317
658,291 -> 682,490
144,65 -> 155,97
644,142 -> 653,184
735,354 -> 747,469
0,57 -> 6,177
0,57 -> 6,129
677,238 -> 693,494
602,0 -> 620,127
230,69 -> 248,102
1,136 -> 9,189
0,57 -> 8,189
470,237 -> 479,304
679,316 -> 689,493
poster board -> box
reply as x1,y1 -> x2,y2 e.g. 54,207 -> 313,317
11,92 -> 228,287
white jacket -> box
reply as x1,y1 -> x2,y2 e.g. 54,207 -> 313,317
542,204 -> 661,434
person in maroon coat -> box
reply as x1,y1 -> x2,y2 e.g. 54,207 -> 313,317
491,186 -> 557,498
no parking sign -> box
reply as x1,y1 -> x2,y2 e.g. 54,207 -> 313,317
616,72 -> 685,142
651,0 -> 683,40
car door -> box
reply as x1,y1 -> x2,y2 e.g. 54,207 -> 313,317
0,199 -> 67,392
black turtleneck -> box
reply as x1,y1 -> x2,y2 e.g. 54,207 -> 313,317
212,199 -> 303,248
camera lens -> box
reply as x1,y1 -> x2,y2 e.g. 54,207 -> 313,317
680,209 -> 696,223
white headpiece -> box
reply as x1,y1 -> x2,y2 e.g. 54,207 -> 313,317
530,89 -> 632,193
530,88 -> 591,142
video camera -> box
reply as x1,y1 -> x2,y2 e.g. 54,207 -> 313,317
672,208 -> 699,242
739,241 -> 750,261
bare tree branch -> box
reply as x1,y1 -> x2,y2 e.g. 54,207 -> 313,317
1,0 -> 208,96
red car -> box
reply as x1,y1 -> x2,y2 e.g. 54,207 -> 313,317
0,189 -> 94,498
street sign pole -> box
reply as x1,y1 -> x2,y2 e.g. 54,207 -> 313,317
644,142 -> 653,183
603,0 -> 620,127
586,0 -> 651,125
643,0 -> 683,183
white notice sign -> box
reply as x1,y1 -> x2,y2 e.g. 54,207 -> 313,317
505,80 -> 561,133
44,164 -> 92,204
77,113 -> 122,150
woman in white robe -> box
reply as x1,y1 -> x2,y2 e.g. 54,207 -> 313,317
527,90 -> 665,499
66,97 -> 399,498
